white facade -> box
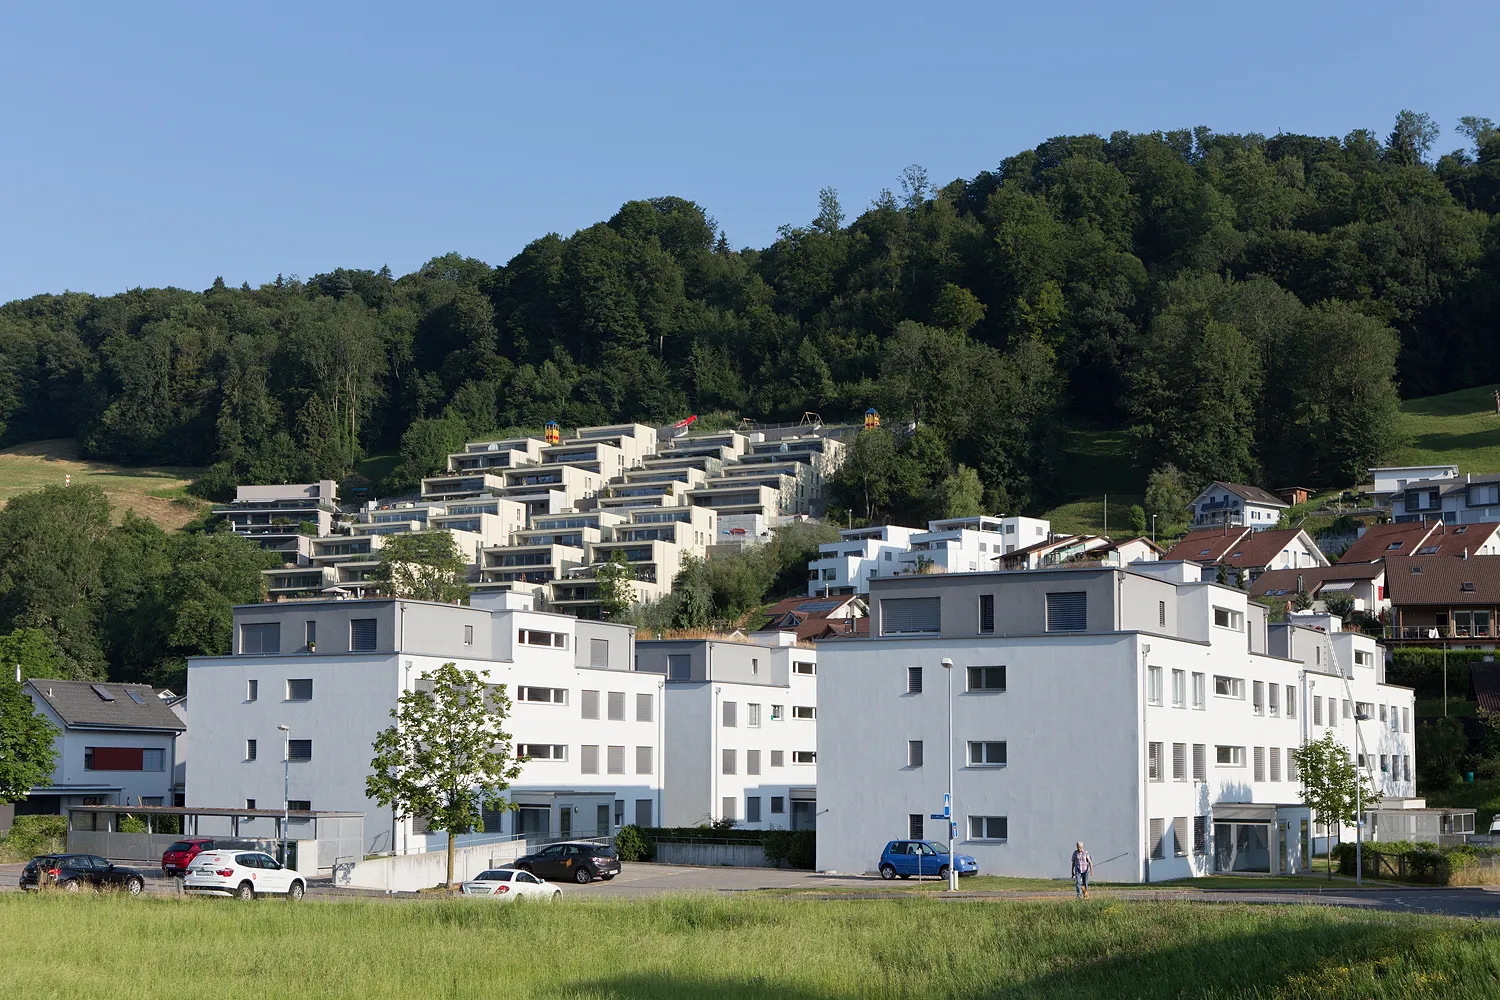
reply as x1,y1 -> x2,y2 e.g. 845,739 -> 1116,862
897,516 -> 1052,575
637,639 -> 818,830
1189,483 -> 1288,529
186,594 -> 662,854
807,525 -> 921,596
815,564 -> 1415,881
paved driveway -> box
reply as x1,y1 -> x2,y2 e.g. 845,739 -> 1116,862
551,863 -> 875,898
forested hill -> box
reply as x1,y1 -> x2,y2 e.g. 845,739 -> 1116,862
3,113 -> 1498,517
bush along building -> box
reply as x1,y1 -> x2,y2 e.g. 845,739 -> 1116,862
814,561 -> 1417,881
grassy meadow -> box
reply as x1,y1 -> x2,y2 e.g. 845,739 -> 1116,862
1391,384 -> 1500,474
0,438 -> 204,529
3,893 -> 1498,999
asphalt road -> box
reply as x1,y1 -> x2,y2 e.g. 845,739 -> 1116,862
4,861 -> 1499,917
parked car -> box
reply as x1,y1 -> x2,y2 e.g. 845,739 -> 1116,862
19,854 -> 146,895
1490,816 -> 1500,836
514,842 -> 620,884
878,840 -> 980,880
459,868 -> 562,900
162,838 -> 219,878
182,849 -> 305,900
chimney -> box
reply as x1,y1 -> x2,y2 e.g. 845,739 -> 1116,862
1464,547 -> 1470,560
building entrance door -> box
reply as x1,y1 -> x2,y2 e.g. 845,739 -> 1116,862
559,807 -> 572,839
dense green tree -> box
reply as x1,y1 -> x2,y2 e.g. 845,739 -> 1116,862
0,628 -> 66,681
372,532 -> 471,604
0,674 -> 58,803
388,416 -> 471,494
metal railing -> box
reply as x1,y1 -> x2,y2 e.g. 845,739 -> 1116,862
1384,625 -> 1497,640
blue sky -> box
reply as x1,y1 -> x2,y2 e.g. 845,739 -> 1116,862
2,1 -> 1496,302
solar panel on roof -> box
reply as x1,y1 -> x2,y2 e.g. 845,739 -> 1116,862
796,600 -> 840,612
91,684 -> 115,701
126,690 -> 147,705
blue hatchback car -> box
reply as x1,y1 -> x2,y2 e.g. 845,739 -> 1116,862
879,840 -> 980,880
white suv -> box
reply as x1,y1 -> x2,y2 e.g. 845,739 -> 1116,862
184,849 -> 306,901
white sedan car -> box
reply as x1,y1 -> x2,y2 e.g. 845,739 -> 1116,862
460,868 -> 561,900
183,849 -> 306,901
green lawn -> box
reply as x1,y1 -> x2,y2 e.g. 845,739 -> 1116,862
780,874 -> 1371,894
0,438 -> 205,530
1391,383 -> 1500,474
4,894 -> 1498,998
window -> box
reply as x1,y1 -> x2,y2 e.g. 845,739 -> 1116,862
287,739 -> 312,762
1213,607 -> 1243,630
350,618 -> 377,651
1403,755 -> 1411,781
1216,745 -> 1245,766
667,654 -> 692,681
967,740 -> 1006,767
881,597 -> 941,635
1269,684 -> 1280,717
793,751 -> 816,764
907,667 -> 923,694
1402,707 -> 1410,733
1171,669 -> 1186,708
1286,686 -> 1296,719
305,620 -> 316,648
1252,681 -> 1264,715
1159,601 -> 1167,628
518,744 -> 567,761
1149,818 -> 1165,859
1390,707 -> 1399,733
1192,672 -> 1206,709
747,749 -> 761,774
1355,701 -> 1374,720
463,624 -> 474,646
969,816 -> 1008,841
722,749 -> 736,774
771,750 -> 785,767
1192,743 -> 1206,781
581,690 -> 600,719
1313,696 -> 1324,726
1379,704 -> 1387,725
771,704 -> 784,721
607,745 -> 625,774
1193,816 -> 1208,854
1354,650 -> 1372,667
909,814 -> 924,840
967,666 -> 1006,691
1380,753 -> 1389,774
979,594 -> 995,634
1148,741 -> 1163,781
1147,665 -> 1163,706
722,701 -> 737,727
908,740 -> 924,768
772,796 -> 786,815
1214,676 -> 1245,699
590,638 -> 609,667
517,686 -> 567,704
636,693 -> 653,722
245,739 -> 257,761
741,703 -> 758,728
607,691 -> 626,721
721,797 -> 737,822
520,629 -> 567,648
793,661 -> 816,675
1287,749 -> 1300,784
287,800 -> 310,812
246,799 -> 256,810
635,746 -> 653,775
746,796 -> 762,824
1045,592 -> 1087,632
1270,747 -> 1281,782
1173,817 -> 1188,857
793,706 -> 816,720
241,623 -> 280,655
1172,743 -> 1187,781
581,745 -> 599,774
1253,747 -> 1265,781
286,678 -> 312,701
246,679 -> 258,702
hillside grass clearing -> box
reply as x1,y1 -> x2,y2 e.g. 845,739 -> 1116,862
1392,383 -> 1500,474
0,439 -> 205,530
3,893 -> 1498,999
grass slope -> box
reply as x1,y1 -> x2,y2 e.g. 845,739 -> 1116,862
4,894 -> 1498,999
1392,383 -> 1500,474
0,439 -> 205,530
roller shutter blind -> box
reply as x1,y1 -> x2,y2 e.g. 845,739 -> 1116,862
1045,592 -> 1087,632
241,623 -> 280,654
881,597 -> 940,635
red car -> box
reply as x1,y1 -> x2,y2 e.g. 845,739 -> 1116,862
162,838 -> 218,877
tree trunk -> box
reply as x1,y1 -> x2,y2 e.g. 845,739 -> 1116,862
446,830 -> 456,890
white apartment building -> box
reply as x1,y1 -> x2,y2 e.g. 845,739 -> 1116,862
815,562 -> 1415,881
185,593 -> 662,855
1188,482 -> 1290,529
213,482 -> 340,565
636,637 -> 819,830
1384,471 -> 1500,526
895,516 -> 1052,575
808,525 -> 922,596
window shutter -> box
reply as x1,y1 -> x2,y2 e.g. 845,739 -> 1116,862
880,597 -> 941,635
770,750 -> 784,767
907,667 -> 923,693
1253,747 -> 1266,782
1148,741 -> 1162,781
722,701 -> 737,727
1172,743 -> 1186,780
350,618 -> 377,651
1149,818 -> 1165,859
241,623 -> 280,655
636,693 -> 653,722
1045,592 -> 1087,632
635,746 -> 652,774
581,690 -> 600,719
1172,817 -> 1188,857
607,746 -> 625,774
722,748 -> 736,774
590,638 -> 609,667
1192,743 -> 1206,781
607,691 -> 625,721
979,594 -> 995,634
746,749 -> 761,775
581,745 -> 599,774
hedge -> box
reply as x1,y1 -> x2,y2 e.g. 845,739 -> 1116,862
628,826 -> 817,869
640,826 -> 772,845
1387,648 -> 1494,701
1334,840 -> 1500,885
0,815 -> 67,862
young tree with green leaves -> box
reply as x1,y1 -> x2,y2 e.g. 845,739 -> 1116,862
1289,732 -> 1382,877
594,551 -> 636,622
372,532 -> 471,604
0,675 -> 58,804
366,663 -> 523,889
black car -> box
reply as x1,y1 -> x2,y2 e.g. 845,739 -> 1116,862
20,854 -> 147,895
514,843 -> 620,884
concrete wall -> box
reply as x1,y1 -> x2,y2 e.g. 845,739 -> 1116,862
651,841 -> 777,868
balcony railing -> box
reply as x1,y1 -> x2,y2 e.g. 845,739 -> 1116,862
1384,625 -> 1497,640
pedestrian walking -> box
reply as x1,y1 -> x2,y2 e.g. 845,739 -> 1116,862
1070,841 -> 1093,898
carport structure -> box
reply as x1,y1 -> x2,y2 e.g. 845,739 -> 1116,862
65,804 -> 364,872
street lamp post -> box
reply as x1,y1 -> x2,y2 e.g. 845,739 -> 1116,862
277,724 -> 291,866
1151,515 -> 1157,544
942,657 -> 956,892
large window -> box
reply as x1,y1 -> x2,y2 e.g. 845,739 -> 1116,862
968,816 -> 1008,841
1044,592 -> 1087,632
1215,745 -> 1245,767
580,745 -> 599,774
967,666 -> 1006,692
1213,607 -> 1243,630
1214,675 -> 1245,699
881,597 -> 941,635
667,654 -> 691,681
286,679 -> 312,702
350,618 -> 377,651
792,706 -> 816,720
517,686 -> 567,704
967,741 -> 1007,767
520,629 -> 567,649
241,623 -> 280,655
793,751 -> 816,764
287,739 -> 313,762
518,744 -> 566,761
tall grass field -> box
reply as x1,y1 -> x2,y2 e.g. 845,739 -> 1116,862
2,894 -> 1497,998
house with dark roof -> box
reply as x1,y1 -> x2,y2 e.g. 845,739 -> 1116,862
1248,563 -> 1388,614
1336,521 -> 1440,564
7,680 -> 186,830
1163,527 -> 1328,582
753,594 -> 867,643
1188,482 -> 1289,529
1382,556 -> 1500,647
1384,471 -> 1500,526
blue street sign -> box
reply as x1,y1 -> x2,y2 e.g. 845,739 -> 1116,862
930,814 -> 945,820
942,793 -> 951,818
951,821 -> 958,838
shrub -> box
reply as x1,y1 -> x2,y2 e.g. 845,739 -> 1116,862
614,825 -> 653,863
762,830 -> 790,867
119,815 -> 148,833
1,815 -> 67,860
785,831 -> 816,870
